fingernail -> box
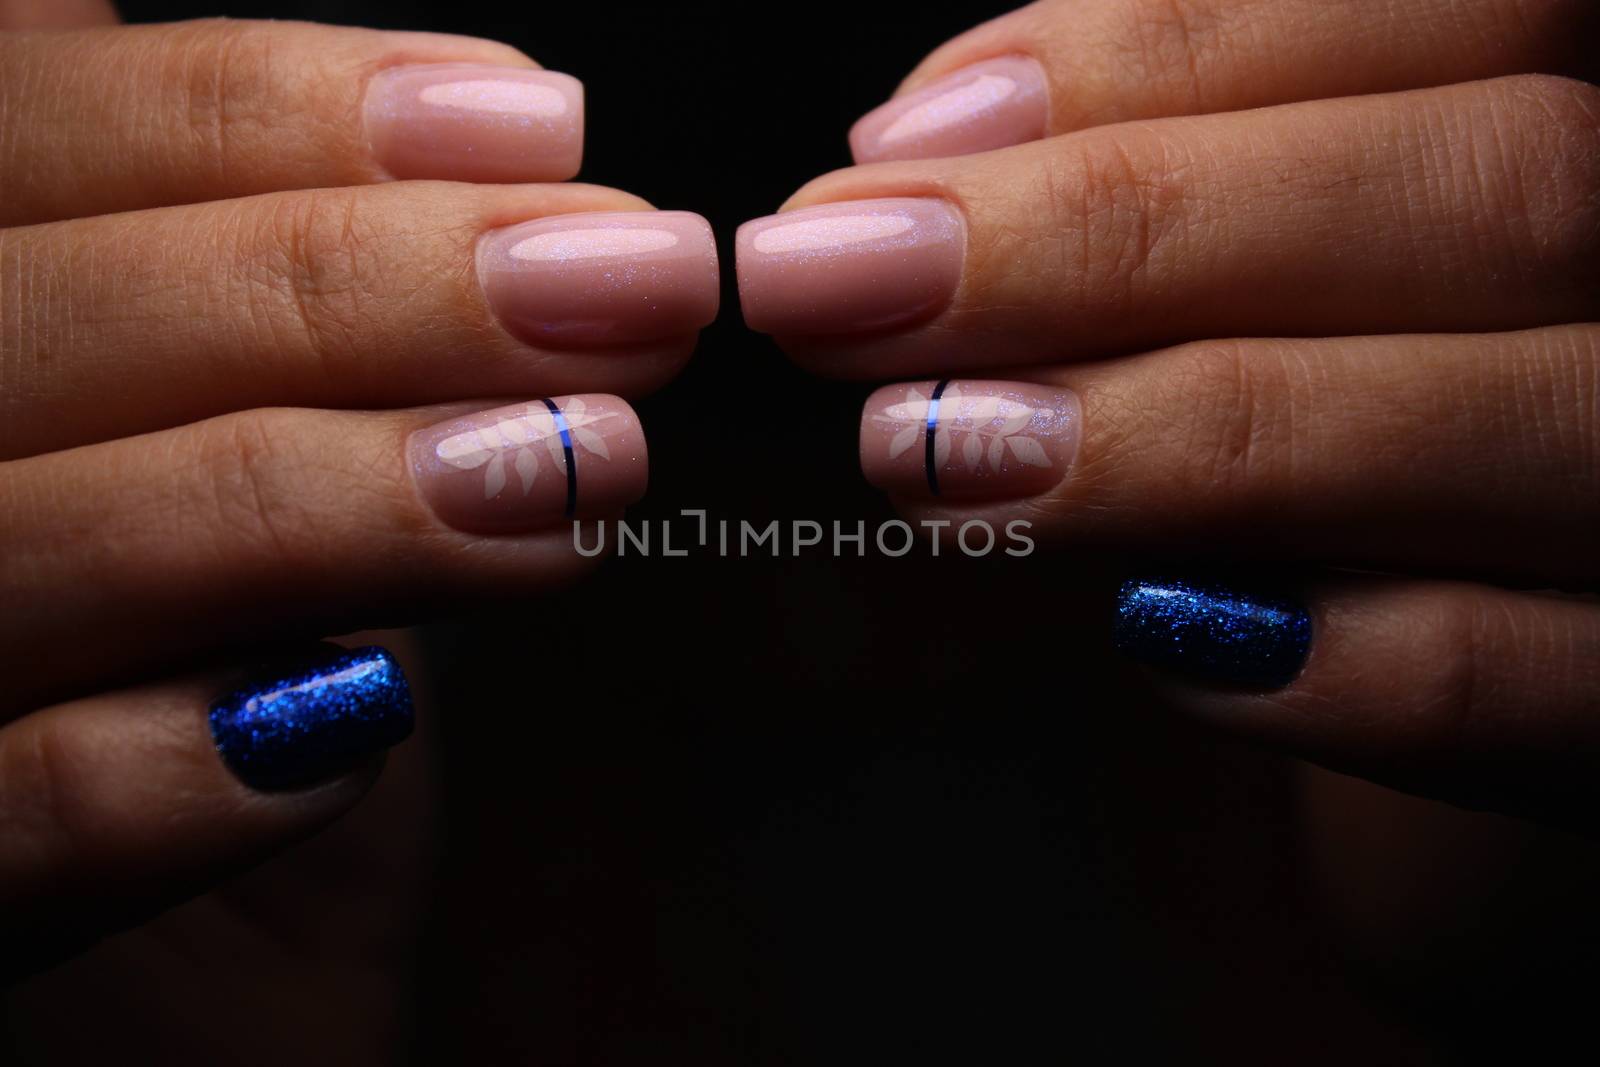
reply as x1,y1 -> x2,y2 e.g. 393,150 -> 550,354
860,379 -> 1079,499
1112,578 -> 1312,689
409,395 -> 647,534
736,198 -> 964,336
478,211 -> 719,349
210,646 -> 415,791
364,63 -> 583,182
850,55 -> 1049,164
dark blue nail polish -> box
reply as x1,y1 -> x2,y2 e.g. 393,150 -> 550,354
1112,577 -> 1311,689
209,646 -> 415,791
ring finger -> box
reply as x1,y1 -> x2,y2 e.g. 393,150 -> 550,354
856,323 -> 1600,581
1,393 -> 649,713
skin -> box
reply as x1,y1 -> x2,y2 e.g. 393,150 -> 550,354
0,6 -> 672,1048
1,0 -> 1597,1059
779,0 -> 1600,828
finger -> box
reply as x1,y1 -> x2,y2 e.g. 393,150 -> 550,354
0,0 -> 116,30
0,396 -> 648,713
1107,574 -> 1600,832
737,75 -> 1600,379
858,324 -> 1600,582
849,0 -> 1599,162
0,183 -> 717,457
0,19 -> 582,226
0,645 -> 412,977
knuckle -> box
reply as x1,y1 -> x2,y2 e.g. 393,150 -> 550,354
1162,342 -> 1301,495
1477,75 -> 1600,270
163,20 -> 276,183
161,19 -> 351,186
1105,0 -> 1227,107
0,722 -> 95,887
1425,593 -> 1521,755
243,188 -> 383,375
1042,130 -> 1189,315
191,408 -> 322,559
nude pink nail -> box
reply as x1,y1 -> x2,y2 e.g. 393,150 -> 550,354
410,395 -> 646,533
478,211 -> 719,349
849,56 -> 1049,164
860,379 -> 1080,500
365,64 -> 583,182
736,198 -> 964,336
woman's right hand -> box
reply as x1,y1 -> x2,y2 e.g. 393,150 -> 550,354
0,13 -> 717,974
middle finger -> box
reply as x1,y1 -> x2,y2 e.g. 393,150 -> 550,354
1,181 -> 718,458
736,75 -> 1600,379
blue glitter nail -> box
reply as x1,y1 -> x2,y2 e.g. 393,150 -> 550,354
1112,577 -> 1311,689
209,646 -> 415,790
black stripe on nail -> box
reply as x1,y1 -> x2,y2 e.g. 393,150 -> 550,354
925,378 -> 951,496
543,398 -> 578,518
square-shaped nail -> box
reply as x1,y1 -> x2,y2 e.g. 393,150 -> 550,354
365,63 -> 583,182
478,211 -> 719,349
409,395 -> 647,534
736,198 -> 964,336
850,56 -> 1049,164
860,379 -> 1079,499
209,646 -> 415,791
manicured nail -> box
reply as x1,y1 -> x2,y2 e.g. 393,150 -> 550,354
1112,578 -> 1312,689
409,395 -> 646,533
478,211 -> 719,349
736,198 -> 964,336
860,379 -> 1079,499
850,56 -> 1049,164
210,646 -> 414,791
364,63 -> 583,182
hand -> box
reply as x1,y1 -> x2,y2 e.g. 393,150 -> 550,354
735,0 -> 1600,828
0,7 -> 716,982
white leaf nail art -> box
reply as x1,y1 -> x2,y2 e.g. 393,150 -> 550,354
997,405 -> 1034,436
987,434 -> 1006,472
933,427 -> 951,468
962,433 -> 982,472
1007,436 -> 1051,467
515,448 -> 538,494
435,402 -> 623,499
572,426 -> 609,460
888,423 -> 920,459
484,453 -> 507,498
966,396 -> 1001,422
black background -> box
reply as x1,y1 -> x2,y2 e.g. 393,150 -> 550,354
54,1 -> 1572,1061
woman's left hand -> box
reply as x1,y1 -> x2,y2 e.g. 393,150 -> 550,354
736,0 -> 1600,829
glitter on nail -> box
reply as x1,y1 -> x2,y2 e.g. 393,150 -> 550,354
417,79 -> 570,117
209,646 -> 414,791
879,73 -> 1020,146
1112,578 -> 1312,689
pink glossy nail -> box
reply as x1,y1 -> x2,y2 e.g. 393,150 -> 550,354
850,56 -> 1049,164
410,395 -> 647,533
860,380 -> 1080,500
478,211 -> 719,349
365,64 -> 583,182
736,198 -> 964,336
